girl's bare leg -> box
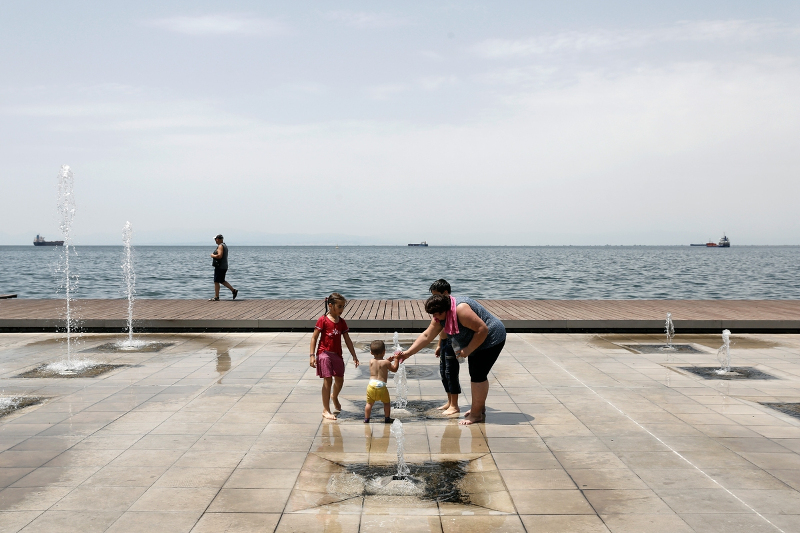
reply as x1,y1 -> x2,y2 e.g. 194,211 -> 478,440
331,376 -> 344,412
322,378 -> 336,420
443,393 -> 460,415
437,398 -> 451,410
365,402 -> 374,421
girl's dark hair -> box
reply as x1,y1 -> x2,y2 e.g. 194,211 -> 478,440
429,279 -> 451,294
425,294 -> 452,315
324,292 -> 347,313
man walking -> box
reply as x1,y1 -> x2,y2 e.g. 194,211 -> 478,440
210,234 -> 238,301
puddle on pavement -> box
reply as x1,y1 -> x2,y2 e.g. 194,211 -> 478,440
334,399 -> 454,423
334,460 -> 470,503
288,452 -> 513,514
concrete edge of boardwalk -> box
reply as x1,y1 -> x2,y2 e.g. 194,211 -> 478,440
2,299 -> 800,333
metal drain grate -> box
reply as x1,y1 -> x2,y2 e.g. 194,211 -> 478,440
18,364 -> 126,379
679,366 -> 778,380
622,344 -> 704,354
761,403 -> 800,420
82,342 -> 173,353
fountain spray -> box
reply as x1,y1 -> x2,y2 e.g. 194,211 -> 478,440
56,165 -> 77,361
121,221 -> 136,347
665,313 -> 675,348
394,363 -> 408,410
390,419 -> 410,479
716,329 -> 732,374
392,331 -> 408,409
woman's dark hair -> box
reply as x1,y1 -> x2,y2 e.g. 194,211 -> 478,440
324,292 -> 347,313
429,279 -> 451,294
425,294 -> 452,315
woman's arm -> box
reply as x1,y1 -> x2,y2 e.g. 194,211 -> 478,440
455,303 -> 488,357
309,329 -> 320,367
397,317 -> 443,361
342,332 -> 359,367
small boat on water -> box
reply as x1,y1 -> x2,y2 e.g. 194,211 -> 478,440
690,234 -> 730,247
33,234 -> 64,246
408,241 -> 428,247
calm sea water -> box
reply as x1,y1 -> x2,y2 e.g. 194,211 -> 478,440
2,245 -> 798,300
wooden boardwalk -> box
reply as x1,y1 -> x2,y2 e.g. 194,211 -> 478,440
1,299 -> 799,332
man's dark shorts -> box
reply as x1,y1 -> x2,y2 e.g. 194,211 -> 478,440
214,268 -> 227,283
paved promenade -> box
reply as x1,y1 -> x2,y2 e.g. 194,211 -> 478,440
1,332 -> 799,532
1,299 -> 799,332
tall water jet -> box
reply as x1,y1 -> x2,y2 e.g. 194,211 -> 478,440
394,362 -> 408,410
716,329 -> 732,374
117,221 -> 143,349
389,419 -> 410,479
665,312 -> 675,348
391,331 -> 408,409
56,165 -> 77,362
392,331 -> 401,353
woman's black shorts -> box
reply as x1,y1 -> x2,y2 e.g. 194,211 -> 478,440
214,268 -> 227,283
467,340 -> 505,383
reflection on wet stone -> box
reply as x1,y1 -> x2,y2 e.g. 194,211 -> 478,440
216,351 -> 231,373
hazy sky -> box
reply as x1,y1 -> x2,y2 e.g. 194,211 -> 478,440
2,1 -> 799,245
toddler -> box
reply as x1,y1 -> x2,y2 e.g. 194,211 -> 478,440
364,340 -> 399,423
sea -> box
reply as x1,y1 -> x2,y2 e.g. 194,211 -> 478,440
2,245 -> 798,301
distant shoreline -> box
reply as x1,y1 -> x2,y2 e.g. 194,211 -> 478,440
2,244 -> 799,248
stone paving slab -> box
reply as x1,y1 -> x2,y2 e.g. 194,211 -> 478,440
0,332 -> 799,532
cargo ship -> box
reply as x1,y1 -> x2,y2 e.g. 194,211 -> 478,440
33,234 -> 64,246
408,241 -> 428,247
690,234 -> 730,247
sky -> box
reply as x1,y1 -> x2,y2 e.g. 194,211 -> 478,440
1,1 -> 799,245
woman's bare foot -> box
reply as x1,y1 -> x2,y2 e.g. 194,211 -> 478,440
443,406 -> 460,416
459,413 -> 483,425
463,407 -> 486,418
437,402 -> 451,411
322,411 -> 337,420
331,398 -> 342,413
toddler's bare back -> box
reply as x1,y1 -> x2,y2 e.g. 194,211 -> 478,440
370,358 -> 391,382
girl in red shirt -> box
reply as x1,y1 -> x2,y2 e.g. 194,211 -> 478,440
309,293 -> 360,420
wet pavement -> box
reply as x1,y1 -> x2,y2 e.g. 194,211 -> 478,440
0,332 -> 799,532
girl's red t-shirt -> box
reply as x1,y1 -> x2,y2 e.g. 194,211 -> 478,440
315,315 -> 349,356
